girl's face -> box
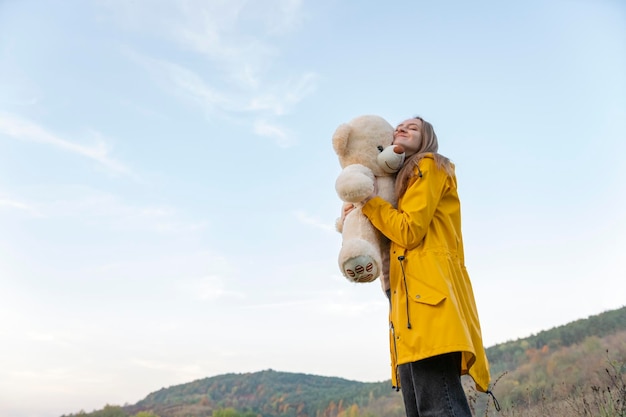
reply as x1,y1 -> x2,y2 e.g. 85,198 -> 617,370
393,118 -> 423,157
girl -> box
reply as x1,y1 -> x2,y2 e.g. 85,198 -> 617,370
361,116 -> 491,417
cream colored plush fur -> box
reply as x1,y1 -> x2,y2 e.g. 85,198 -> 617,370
332,115 -> 405,291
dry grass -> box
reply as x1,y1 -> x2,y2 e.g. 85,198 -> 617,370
466,353 -> 626,417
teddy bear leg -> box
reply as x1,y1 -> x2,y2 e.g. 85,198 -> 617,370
342,254 -> 380,283
339,238 -> 382,283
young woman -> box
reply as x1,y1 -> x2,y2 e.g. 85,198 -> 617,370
361,117 -> 491,417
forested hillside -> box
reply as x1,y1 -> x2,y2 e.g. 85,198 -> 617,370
62,306 -> 626,417
486,305 -> 626,376
127,370 -> 400,417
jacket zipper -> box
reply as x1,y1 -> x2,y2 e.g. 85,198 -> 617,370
390,321 -> 400,391
397,255 -> 412,329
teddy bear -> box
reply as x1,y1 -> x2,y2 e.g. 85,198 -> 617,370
332,115 -> 405,288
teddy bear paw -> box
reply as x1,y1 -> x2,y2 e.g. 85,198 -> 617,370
342,255 -> 379,283
335,164 -> 376,203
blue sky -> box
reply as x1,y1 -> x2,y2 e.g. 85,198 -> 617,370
1,1 -> 625,416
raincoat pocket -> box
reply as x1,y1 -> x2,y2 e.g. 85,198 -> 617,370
406,250 -> 451,306
409,288 -> 446,306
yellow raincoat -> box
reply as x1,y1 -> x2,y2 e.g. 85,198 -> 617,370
362,153 -> 491,392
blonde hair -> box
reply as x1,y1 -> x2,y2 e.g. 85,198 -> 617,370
395,117 -> 454,198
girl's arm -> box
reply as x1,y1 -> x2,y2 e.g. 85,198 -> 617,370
362,158 -> 446,250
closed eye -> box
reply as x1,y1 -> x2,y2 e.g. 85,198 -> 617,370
397,123 -> 419,131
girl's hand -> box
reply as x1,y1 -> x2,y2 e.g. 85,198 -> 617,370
342,202 -> 355,219
341,178 -> 376,221
336,202 -> 354,233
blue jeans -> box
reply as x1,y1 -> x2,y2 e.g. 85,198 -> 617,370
398,352 -> 472,417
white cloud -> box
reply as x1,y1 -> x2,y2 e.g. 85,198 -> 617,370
128,54 -> 235,114
177,275 -> 246,301
0,112 -> 131,176
0,185 -> 206,234
130,51 -> 318,121
103,0 -> 300,88
321,298 -> 387,317
8,368 -> 81,385
127,51 -> 317,149
130,358 -> 204,375
253,119 -> 294,148
108,1 -> 318,142
294,210 -> 335,232
254,0 -> 305,35
25,331 -> 77,349
0,197 -> 42,217
246,72 -> 319,116
56,189 -> 206,233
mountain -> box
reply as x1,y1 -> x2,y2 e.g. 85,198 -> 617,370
62,305 -> 626,417
486,304 -> 626,376
125,370 -> 402,417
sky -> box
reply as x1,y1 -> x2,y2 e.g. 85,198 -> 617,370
0,0 -> 625,416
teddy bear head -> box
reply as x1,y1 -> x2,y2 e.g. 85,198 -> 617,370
332,115 -> 395,177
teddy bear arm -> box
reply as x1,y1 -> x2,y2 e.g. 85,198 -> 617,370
335,164 -> 375,203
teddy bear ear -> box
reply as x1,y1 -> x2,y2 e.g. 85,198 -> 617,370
332,123 -> 352,155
